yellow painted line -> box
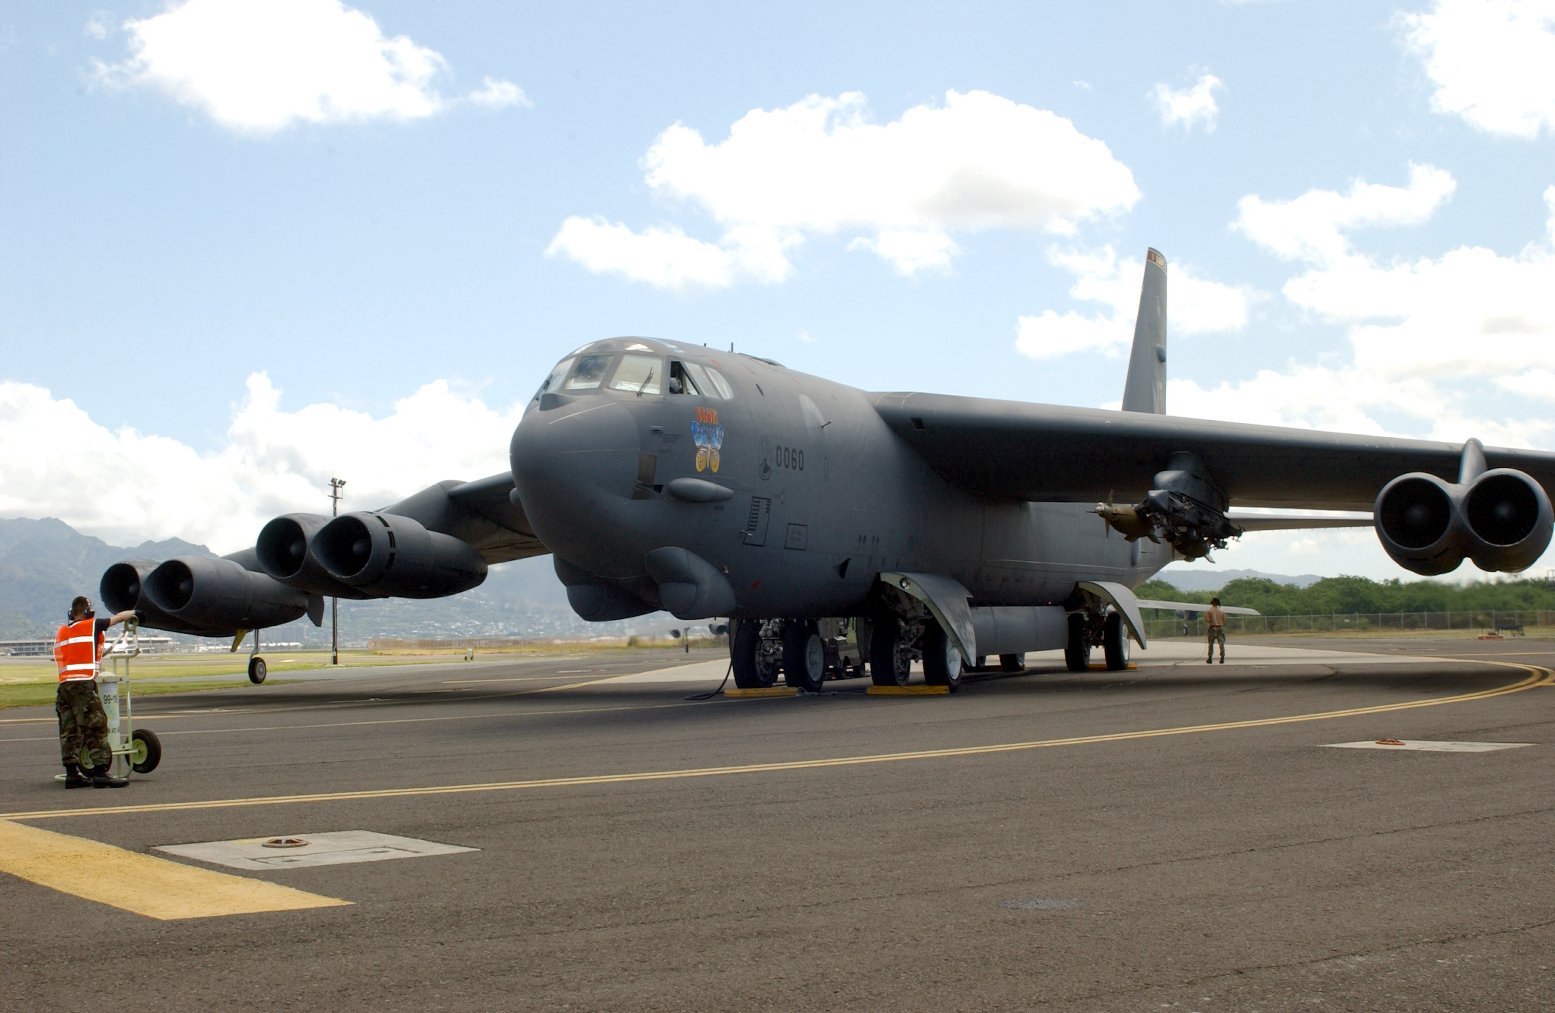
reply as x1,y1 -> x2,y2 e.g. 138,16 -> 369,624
0,820 -> 351,920
6,663 -> 1546,824
867,685 -> 951,695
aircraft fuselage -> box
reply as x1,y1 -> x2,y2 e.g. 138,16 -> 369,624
509,337 -> 1171,622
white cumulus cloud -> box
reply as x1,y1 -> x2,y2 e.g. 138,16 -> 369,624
549,90 -> 1140,288
1239,175 -> 1555,384
1015,246 -> 1252,361
1400,0 -> 1555,138
1233,163 -> 1456,265
0,374 -> 521,552
1151,71 -> 1223,133
90,0 -> 526,135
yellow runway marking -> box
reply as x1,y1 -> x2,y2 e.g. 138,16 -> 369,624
0,820 -> 351,920
6,663 -> 1547,824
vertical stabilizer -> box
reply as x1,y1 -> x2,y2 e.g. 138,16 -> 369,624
1121,248 -> 1168,414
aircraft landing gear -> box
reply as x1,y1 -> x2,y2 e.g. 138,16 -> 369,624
1066,608 -> 1131,672
868,612 -> 914,687
1064,613 -> 1091,672
731,619 -> 782,689
782,620 -> 826,692
921,622 -> 963,692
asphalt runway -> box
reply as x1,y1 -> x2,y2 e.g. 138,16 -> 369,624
2,636 -> 1552,1011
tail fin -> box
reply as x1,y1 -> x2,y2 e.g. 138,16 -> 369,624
1121,247 -> 1168,414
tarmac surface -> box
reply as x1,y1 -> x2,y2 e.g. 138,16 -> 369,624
2,635 -> 1552,1011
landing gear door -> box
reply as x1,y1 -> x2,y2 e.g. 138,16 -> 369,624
1076,579 -> 1149,649
880,571 -> 977,666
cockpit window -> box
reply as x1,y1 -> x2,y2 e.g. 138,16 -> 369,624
609,353 -> 661,395
668,361 -> 698,395
700,364 -> 734,399
564,354 -> 612,391
534,358 -> 574,400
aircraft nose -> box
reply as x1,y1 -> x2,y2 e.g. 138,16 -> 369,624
510,398 -> 642,563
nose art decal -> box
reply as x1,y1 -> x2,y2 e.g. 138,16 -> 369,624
692,406 -> 725,474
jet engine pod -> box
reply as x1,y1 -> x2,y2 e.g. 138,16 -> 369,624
314,511 -> 487,598
99,559 -> 214,635
143,556 -> 314,632
1463,468 -> 1553,572
1374,473 -> 1465,576
256,513 -> 370,598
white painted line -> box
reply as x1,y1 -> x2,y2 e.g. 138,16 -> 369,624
1324,740 -> 1534,752
156,830 -> 478,870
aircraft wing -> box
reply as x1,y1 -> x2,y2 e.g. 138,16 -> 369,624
1135,598 -> 1258,616
870,393 -> 1555,510
427,472 -> 546,564
101,472 -> 549,638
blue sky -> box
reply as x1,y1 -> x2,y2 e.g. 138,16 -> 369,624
3,0 -> 1555,585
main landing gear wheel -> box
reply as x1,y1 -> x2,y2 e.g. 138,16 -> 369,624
921,623 -> 963,692
130,728 -> 162,774
1064,613 -> 1091,672
869,615 -> 912,687
1103,612 -> 1131,672
731,620 -> 780,689
783,620 -> 826,693
999,653 -> 1026,673
248,656 -> 267,684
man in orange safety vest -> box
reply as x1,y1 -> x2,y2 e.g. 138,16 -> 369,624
54,595 -> 137,788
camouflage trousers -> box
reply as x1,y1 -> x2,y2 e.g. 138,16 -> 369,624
56,680 -> 112,769
1206,626 -> 1226,658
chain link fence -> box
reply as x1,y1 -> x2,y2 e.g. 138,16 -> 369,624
1144,610 -> 1553,638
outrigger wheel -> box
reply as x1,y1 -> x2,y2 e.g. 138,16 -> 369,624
248,656 -> 267,684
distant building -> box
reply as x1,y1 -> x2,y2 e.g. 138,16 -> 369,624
0,636 -> 177,657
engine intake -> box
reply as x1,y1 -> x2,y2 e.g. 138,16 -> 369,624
256,513 -> 372,598
1375,466 -> 1552,575
100,559 -> 224,636
314,511 -> 487,598
141,555 -> 317,633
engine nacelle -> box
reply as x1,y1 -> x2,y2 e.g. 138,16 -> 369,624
1463,468 -> 1554,571
1375,469 -> 1552,575
256,513 -> 372,598
100,559 -> 224,636
313,511 -> 487,598
142,555 -> 317,633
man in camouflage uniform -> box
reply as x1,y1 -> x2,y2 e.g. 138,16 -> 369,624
54,595 -> 136,788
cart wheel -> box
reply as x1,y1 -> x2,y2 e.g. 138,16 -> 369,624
130,728 -> 161,774
248,656 -> 267,684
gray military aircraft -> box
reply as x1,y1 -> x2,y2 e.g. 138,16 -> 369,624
103,249 -> 1555,689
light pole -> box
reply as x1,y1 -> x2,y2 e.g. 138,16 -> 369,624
329,477 -> 346,665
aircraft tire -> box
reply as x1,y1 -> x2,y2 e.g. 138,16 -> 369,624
1064,614 -> 1090,673
731,620 -> 779,689
130,728 -> 161,774
869,615 -> 912,687
248,656 -> 267,684
922,623 -> 962,692
999,653 -> 1025,673
782,621 -> 826,692
1103,612 -> 1130,671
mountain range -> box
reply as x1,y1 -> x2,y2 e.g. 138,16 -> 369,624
0,517 -> 1316,644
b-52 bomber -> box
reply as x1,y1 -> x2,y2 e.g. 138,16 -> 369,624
103,249 -> 1555,690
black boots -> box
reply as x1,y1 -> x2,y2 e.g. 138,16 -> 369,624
90,763 -> 128,788
65,762 -> 128,788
